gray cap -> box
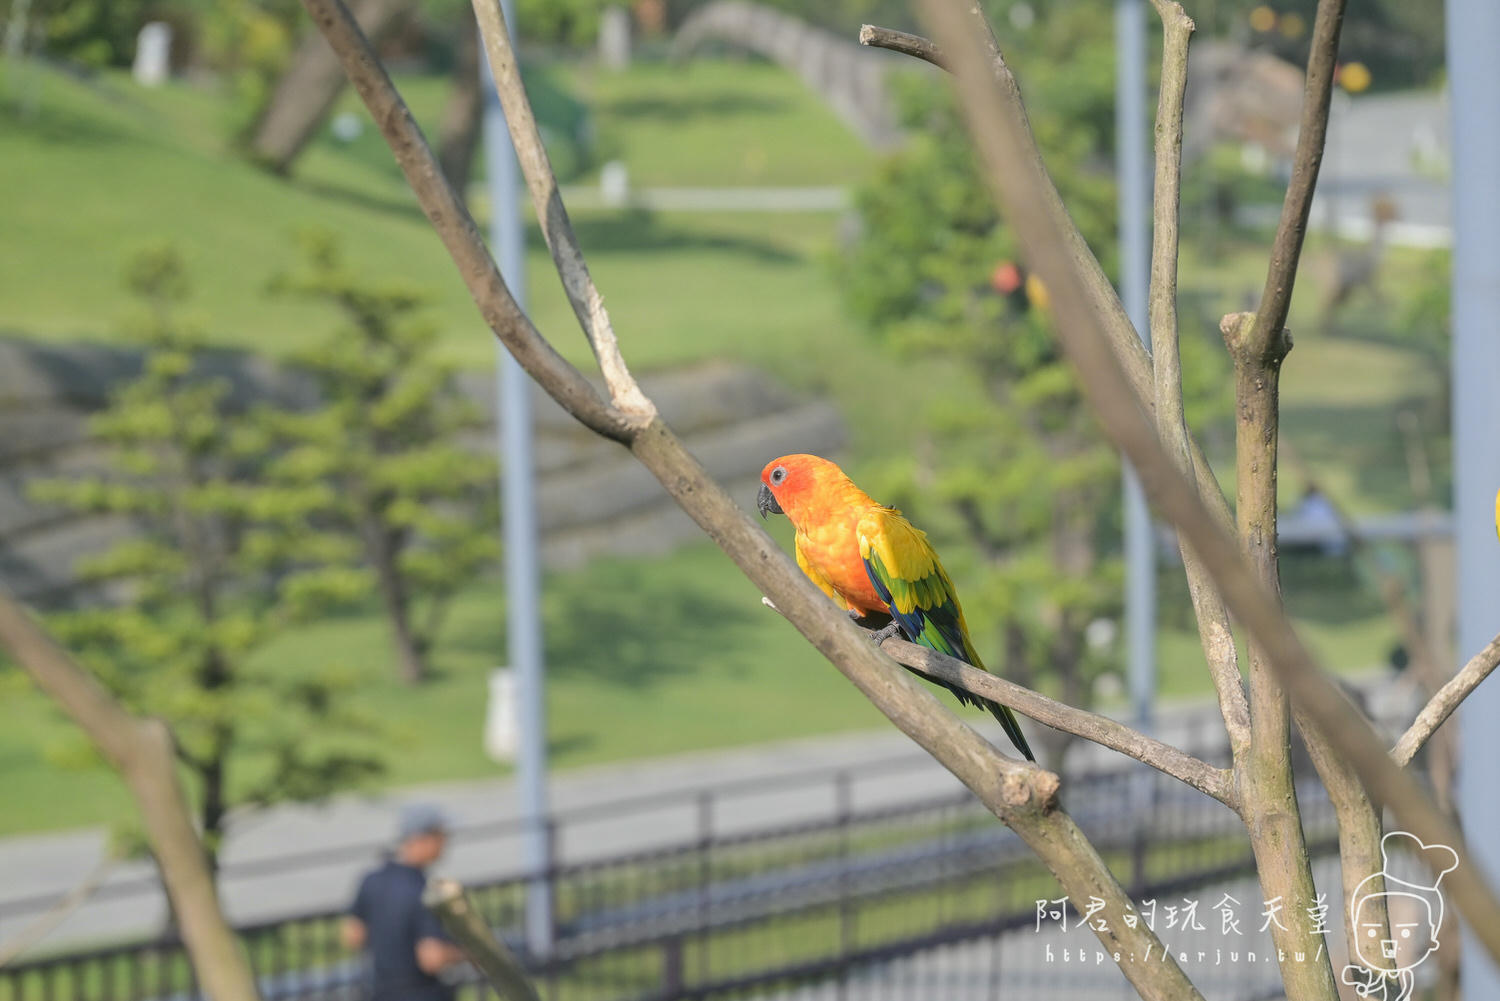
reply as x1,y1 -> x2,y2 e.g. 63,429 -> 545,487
395,803 -> 451,843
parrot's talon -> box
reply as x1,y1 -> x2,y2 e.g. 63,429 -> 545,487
868,622 -> 902,645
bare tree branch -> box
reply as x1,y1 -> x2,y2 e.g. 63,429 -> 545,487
469,0 -> 653,418
1215,0 -> 1387,978
423,879 -> 541,1001
762,595 -> 1233,805
0,855 -> 116,967
1224,334 -> 1338,996
858,13 -> 1237,541
1143,1 -> 1252,764
1247,0 -> 1349,349
858,24 -> 947,68
290,0 -> 632,443
298,2 -> 1207,996
0,594 -> 262,1001
912,0 -> 1500,965
883,635 -> 1236,806
1393,631 -> 1500,767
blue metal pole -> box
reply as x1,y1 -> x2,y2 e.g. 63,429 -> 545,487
1115,0 -> 1155,734
480,3 -> 553,957
1450,0 -> 1500,993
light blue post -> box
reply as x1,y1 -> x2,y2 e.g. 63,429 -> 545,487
1115,0 -> 1155,735
1450,0 -> 1500,993
480,2 -> 553,957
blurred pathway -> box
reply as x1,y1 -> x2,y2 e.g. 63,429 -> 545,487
0,669 -> 1412,955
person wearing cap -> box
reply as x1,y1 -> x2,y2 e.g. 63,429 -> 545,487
342,804 -> 466,1001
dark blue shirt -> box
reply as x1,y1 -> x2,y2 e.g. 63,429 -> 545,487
349,860 -> 455,1001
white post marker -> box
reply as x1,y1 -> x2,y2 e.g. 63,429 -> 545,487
484,667 -> 519,762
132,22 -> 171,87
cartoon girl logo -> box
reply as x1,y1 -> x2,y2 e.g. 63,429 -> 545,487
1342,831 -> 1459,1001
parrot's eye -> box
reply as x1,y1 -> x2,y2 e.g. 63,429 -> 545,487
771,466 -> 787,485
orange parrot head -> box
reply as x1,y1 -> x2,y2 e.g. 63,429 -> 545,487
756,453 -> 851,525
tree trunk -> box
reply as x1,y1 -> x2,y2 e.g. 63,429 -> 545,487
0,598 -> 262,1001
247,0 -> 414,174
199,752 -> 228,877
364,517 -> 426,684
437,6 -> 484,200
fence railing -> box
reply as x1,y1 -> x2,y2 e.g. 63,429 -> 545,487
0,756 -> 1342,1001
1,687 -> 1272,948
1,678 -> 1424,1001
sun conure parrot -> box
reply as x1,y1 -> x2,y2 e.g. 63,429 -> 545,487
757,453 -> 1035,761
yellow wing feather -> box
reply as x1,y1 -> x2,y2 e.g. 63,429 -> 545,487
856,508 -> 959,624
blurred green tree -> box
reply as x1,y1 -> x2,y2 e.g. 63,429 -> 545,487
264,234 -> 497,685
32,247 -> 385,867
836,58 -> 1227,767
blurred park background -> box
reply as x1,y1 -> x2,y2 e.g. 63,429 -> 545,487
0,0 -> 1459,996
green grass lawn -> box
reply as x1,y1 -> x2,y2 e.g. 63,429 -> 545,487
0,53 -> 1444,837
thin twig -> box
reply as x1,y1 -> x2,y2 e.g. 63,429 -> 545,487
1393,631 -> 1500,766
885,637 -> 1236,806
913,0 -> 1500,964
470,0 -> 654,419
293,0 -> 631,442
0,855 -> 116,967
1144,1 -> 1251,762
858,15 -> 1237,541
1246,0 -> 1348,348
423,879 -> 541,1001
760,597 -> 1233,806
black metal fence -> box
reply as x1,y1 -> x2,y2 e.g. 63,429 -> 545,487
0,756 -> 1344,1001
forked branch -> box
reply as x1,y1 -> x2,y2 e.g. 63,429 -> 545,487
301,2 -> 1206,995
469,0 -> 653,418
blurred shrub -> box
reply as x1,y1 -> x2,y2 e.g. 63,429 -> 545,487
31,245 -> 387,866
263,231 -> 498,686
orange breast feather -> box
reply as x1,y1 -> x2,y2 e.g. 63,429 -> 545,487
795,503 -> 886,616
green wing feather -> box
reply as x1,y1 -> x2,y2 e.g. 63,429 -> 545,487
858,508 -> 1035,762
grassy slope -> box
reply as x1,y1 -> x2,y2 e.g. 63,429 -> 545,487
0,56 -> 1439,835
0,56 -> 920,835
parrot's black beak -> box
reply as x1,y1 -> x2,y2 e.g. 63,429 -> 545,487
756,483 -> 783,520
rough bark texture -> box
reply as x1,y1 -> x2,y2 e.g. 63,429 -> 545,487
1222,313 -> 1341,1001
